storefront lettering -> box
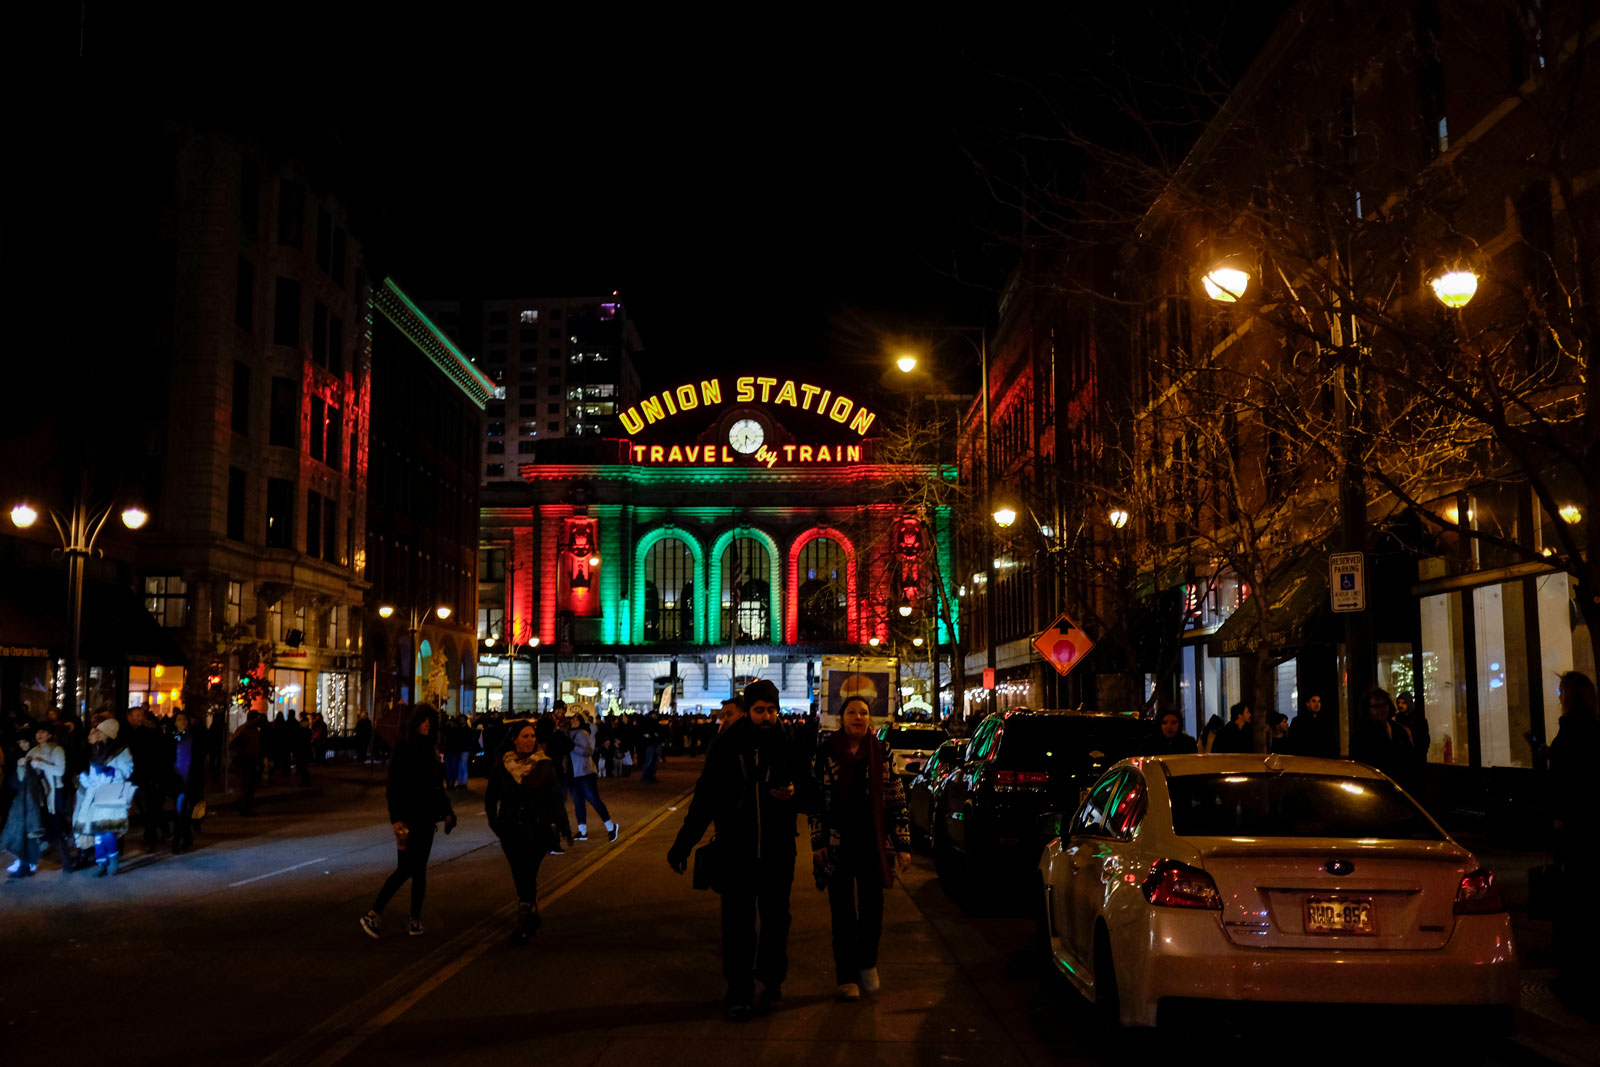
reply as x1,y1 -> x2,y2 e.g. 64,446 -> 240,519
714,653 -> 770,669
619,376 -> 877,437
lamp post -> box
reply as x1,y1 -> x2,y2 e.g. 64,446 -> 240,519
897,327 -> 994,723
10,475 -> 148,717
1201,255 -> 1477,752
378,602 -> 452,706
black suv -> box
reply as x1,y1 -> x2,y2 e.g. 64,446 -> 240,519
931,709 -> 1143,905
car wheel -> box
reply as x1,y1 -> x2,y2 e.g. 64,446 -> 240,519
1093,925 -> 1121,1036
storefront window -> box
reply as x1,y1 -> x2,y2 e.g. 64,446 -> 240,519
1419,590 -> 1470,764
1180,646 -> 1198,726
1474,581 -> 1535,768
317,671 -> 350,734
1536,572 -> 1596,740
128,665 -> 187,715
272,668 -> 307,719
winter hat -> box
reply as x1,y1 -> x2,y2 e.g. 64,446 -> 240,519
743,679 -> 780,709
97,719 -> 120,740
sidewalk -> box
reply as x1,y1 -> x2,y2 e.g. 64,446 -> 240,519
1461,836 -> 1600,1066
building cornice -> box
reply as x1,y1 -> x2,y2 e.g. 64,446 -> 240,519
373,278 -> 497,409
515,463 -> 954,487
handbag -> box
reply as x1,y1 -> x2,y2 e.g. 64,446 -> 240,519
1528,860 -> 1563,921
693,837 -> 720,892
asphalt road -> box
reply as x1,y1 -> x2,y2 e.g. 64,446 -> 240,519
0,757 -> 1573,1065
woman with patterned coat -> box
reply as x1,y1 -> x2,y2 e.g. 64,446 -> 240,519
809,696 -> 911,1002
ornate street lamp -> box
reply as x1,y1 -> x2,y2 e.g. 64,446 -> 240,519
1429,268 -> 1479,309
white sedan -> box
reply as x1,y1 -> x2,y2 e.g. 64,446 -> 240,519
1038,754 -> 1518,1030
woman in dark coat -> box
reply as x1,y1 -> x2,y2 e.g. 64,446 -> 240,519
484,718 -> 573,944
1352,688 -> 1422,790
359,705 -> 456,939
1140,708 -> 1198,756
809,696 -> 910,1002
169,711 -> 206,853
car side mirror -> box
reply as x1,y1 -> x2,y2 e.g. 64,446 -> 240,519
1038,812 -> 1063,839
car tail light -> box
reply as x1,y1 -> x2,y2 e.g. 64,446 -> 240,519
1142,860 -> 1222,910
1454,868 -> 1505,914
992,769 -> 1050,791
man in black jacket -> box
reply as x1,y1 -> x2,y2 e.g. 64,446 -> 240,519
666,682 -> 794,1022
1212,702 -> 1255,754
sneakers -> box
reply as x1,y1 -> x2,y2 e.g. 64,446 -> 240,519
607,821 -> 620,843
574,828 -> 589,842
549,844 -> 567,856
723,1002 -> 753,1023
408,920 -> 424,937
359,912 -> 381,939
859,967 -> 880,994
837,983 -> 861,1002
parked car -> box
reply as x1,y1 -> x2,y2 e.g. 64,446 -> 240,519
932,709 -> 1143,904
878,721 -> 951,780
1037,753 -> 1518,1031
906,738 -> 964,848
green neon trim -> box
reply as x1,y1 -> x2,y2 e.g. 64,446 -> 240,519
595,505 -> 624,644
632,525 -> 707,646
375,278 -> 497,407
934,505 -> 957,644
708,527 -> 783,645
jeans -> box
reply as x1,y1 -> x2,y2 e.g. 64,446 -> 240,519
500,832 -> 552,903
373,824 -> 437,920
827,836 -> 885,985
640,745 -> 659,782
570,774 -> 610,827
453,752 -> 470,786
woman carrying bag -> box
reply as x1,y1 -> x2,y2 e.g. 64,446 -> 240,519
484,717 -> 573,944
359,705 -> 456,939
809,696 -> 911,1002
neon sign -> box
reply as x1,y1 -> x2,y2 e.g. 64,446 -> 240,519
618,377 -> 878,437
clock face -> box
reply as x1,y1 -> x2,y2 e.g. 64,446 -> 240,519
728,418 -> 765,454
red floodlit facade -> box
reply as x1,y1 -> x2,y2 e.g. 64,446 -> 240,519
474,380 -> 956,716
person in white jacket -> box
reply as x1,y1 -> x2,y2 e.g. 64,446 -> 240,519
72,719 -> 136,877
567,710 -> 617,843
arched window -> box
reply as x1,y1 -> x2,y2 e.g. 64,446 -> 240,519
721,537 -> 771,641
643,537 -> 695,641
797,537 -> 848,642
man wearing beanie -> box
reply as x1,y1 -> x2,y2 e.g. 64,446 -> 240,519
666,678 -> 794,1022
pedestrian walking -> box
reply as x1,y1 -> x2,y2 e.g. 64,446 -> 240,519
567,708 -> 618,843
742,680 -> 800,1005
3,723 -> 73,877
1139,708 -> 1198,756
442,715 -> 472,790
359,705 -> 457,939
228,712 -> 263,815
1351,687 -> 1421,789
1286,693 -> 1339,757
484,718 -> 573,945
809,695 -> 911,1003
1211,702 -> 1255,753
666,688 -> 794,1022
71,718 -> 136,876
170,711 -> 206,853
353,710 -> 372,763
638,714 -> 660,783
1529,670 -> 1600,1014
1394,691 -> 1430,761
126,705 -> 172,849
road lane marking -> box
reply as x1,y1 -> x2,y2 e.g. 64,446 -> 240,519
229,856 -> 331,888
256,788 -> 692,1067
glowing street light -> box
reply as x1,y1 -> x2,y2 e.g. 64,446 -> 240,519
378,605 -> 395,619
896,354 -> 917,373
1201,263 -> 1251,303
1108,507 -> 1130,529
992,506 -> 1017,528
913,636 -> 925,647
120,505 -> 149,530
1429,268 -> 1479,309
898,604 -> 913,617
10,503 -> 38,528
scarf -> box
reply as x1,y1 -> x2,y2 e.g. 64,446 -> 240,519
829,729 -> 892,888
503,748 -> 549,785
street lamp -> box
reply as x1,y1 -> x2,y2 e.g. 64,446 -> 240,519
9,482 -> 149,716
897,604 -> 913,617
991,506 -> 1018,529
1429,267 -> 1479,309
1107,507 -> 1130,530
896,354 -> 918,373
377,602 -> 452,706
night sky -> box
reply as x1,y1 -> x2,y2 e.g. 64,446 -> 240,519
36,2 -> 1286,398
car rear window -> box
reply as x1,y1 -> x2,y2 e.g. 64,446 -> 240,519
1167,773 -> 1444,840
887,727 -> 948,749
995,717 -> 1143,771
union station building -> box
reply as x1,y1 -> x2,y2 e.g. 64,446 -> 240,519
474,376 -> 956,716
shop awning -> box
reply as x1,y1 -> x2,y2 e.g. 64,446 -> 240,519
1208,550 -> 1329,658
0,562 -> 185,665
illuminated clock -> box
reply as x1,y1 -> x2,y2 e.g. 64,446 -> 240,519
728,418 -> 765,454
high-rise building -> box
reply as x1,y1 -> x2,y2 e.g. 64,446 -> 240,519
421,296 -> 644,485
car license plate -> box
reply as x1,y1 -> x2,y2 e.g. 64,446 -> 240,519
1304,897 -> 1375,935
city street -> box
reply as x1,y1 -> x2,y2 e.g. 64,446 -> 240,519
0,755 -> 1592,1066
